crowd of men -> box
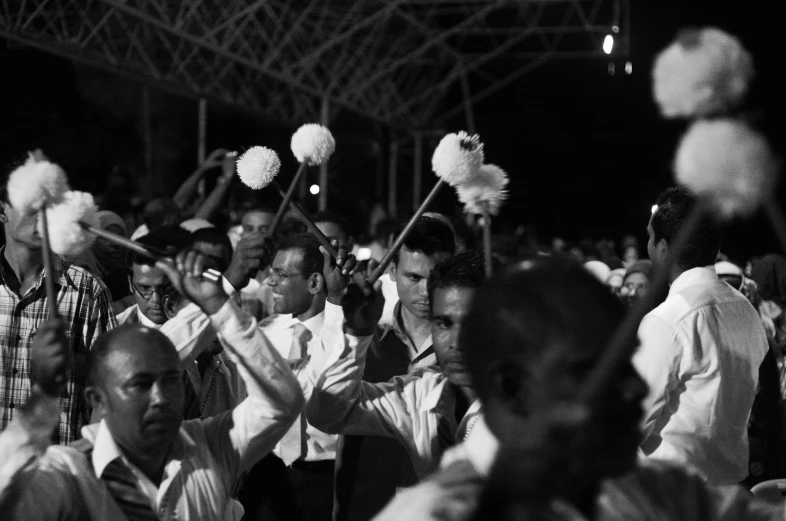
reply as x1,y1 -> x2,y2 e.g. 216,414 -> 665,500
2,154 -> 786,521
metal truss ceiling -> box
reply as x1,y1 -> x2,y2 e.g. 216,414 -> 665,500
1,0 -> 629,129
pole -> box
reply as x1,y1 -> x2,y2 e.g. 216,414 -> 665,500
198,98 -> 207,165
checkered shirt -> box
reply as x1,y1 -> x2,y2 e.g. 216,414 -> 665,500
0,247 -> 117,444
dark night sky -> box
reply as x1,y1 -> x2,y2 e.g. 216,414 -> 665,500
1,1 -> 784,258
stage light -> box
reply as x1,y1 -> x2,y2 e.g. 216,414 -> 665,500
310,184 -> 320,195
603,35 -> 614,55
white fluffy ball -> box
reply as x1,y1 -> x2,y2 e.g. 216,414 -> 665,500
7,158 -> 70,211
653,27 -> 754,119
675,119 -> 777,218
236,147 -> 281,189
39,191 -> 99,256
291,124 -> 336,166
457,163 -> 509,215
431,131 -> 485,187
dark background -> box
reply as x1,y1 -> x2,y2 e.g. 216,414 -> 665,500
1,1 -> 783,258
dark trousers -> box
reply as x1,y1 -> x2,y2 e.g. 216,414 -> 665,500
240,453 -> 335,521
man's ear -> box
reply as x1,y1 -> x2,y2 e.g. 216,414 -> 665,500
656,238 -> 669,263
390,261 -> 397,280
163,295 -> 179,320
0,202 -> 9,224
85,385 -> 108,418
309,273 -> 325,295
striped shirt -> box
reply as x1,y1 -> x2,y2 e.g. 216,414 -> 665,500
0,247 -> 117,444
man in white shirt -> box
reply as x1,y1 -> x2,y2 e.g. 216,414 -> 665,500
335,216 -> 455,521
117,227 -> 192,327
373,260 -> 786,521
245,233 -> 355,521
308,251 -> 484,504
0,250 -> 303,520
635,187 -> 768,485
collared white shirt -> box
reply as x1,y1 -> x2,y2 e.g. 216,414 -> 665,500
260,302 -> 345,462
116,303 -> 161,328
635,266 -> 769,485
308,334 -> 478,479
377,301 -> 437,370
0,299 -> 303,521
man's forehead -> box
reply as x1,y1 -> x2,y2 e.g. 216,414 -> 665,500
273,248 -> 304,269
243,211 -> 275,225
132,263 -> 165,280
432,286 -> 474,315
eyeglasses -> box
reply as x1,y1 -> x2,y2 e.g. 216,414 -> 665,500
129,279 -> 167,300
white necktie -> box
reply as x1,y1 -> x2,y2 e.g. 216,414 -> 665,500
280,323 -> 311,465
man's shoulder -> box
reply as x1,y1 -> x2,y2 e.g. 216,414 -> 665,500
61,263 -> 112,295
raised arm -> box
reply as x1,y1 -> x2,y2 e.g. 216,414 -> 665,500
171,250 -> 304,476
306,273 -> 421,440
172,148 -> 227,210
194,152 -> 236,221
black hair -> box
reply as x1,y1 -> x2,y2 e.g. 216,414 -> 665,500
190,227 -> 232,271
651,187 -> 723,270
461,259 -> 626,404
393,216 -> 455,265
427,250 -> 486,310
142,198 -> 180,231
278,218 -> 308,237
312,210 -> 352,238
129,226 -> 193,271
275,233 -> 323,280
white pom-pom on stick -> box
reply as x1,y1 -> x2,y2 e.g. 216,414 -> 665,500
457,163 -> 509,216
675,118 -> 777,218
291,124 -> 336,166
653,27 -> 754,119
431,131 -> 484,187
39,191 -> 100,256
236,146 -> 281,189
7,158 -> 70,211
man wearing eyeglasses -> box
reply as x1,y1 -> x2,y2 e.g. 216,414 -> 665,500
241,232 -> 354,521
117,228 -> 192,327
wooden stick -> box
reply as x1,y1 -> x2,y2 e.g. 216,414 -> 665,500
269,162 -> 308,236
577,201 -> 706,405
270,179 -> 338,258
368,178 -> 446,284
78,223 -> 222,283
39,208 -> 59,318
482,203 -> 493,278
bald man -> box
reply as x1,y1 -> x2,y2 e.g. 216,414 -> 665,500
0,251 -> 304,520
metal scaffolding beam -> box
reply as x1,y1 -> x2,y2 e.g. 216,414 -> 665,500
0,0 -> 630,130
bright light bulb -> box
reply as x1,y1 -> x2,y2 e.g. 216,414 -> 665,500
651,204 -> 658,215
310,184 -> 320,195
603,34 -> 614,55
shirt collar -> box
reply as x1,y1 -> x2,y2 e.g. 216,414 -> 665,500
85,419 -> 196,479
379,301 -> 433,351
670,266 -> 718,294
419,373 -> 451,412
0,245 -> 72,289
